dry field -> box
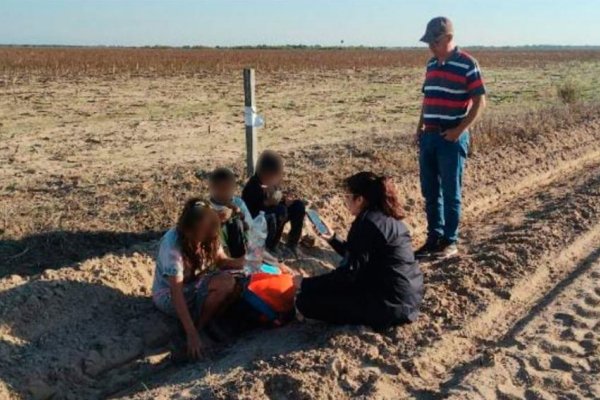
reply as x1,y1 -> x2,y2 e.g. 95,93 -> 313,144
1,47 -> 600,399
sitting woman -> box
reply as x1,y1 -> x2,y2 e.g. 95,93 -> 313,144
152,198 -> 245,360
295,172 -> 424,329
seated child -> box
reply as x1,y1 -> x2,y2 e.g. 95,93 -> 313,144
152,198 -> 245,360
208,167 -> 253,258
242,150 -> 306,256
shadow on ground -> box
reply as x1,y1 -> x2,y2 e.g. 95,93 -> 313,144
0,229 -> 163,278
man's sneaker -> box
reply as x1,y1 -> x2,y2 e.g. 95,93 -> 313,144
433,239 -> 458,259
414,238 -> 440,259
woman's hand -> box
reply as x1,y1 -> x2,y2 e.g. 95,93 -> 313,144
414,129 -> 423,146
186,330 -> 203,360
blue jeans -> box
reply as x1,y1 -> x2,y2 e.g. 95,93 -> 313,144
419,131 -> 469,244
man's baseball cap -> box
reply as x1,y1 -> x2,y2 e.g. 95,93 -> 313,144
420,17 -> 454,44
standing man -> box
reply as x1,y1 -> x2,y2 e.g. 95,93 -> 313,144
414,17 -> 487,259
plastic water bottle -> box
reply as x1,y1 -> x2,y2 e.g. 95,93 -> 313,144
244,211 -> 268,274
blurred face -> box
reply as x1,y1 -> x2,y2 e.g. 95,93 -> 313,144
209,180 -> 235,204
260,170 -> 283,187
343,191 -> 366,216
188,210 -> 219,244
428,34 -> 452,58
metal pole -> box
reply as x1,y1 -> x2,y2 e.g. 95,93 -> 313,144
243,68 -> 257,177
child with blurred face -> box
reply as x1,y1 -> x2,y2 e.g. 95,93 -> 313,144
208,168 -> 254,260
242,150 -> 306,256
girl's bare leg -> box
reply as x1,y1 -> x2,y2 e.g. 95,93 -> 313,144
195,273 -> 236,330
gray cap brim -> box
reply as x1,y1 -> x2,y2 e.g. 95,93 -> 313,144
420,31 -> 436,44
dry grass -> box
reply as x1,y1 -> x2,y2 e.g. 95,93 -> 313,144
472,101 -> 600,151
556,81 -> 581,105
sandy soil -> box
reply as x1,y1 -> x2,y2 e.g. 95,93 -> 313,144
1,117 -> 598,399
446,247 -> 600,400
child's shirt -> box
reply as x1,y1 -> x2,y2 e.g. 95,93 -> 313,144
242,174 -> 269,218
152,228 -> 184,298
209,196 -> 253,257
152,228 -> 218,297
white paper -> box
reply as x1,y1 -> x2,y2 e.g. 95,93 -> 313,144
244,106 -> 264,128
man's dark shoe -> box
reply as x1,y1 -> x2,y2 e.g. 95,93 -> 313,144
414,238 -> 440,259
433,238 -> 458,259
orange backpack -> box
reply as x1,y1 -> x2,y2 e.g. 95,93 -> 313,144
242,272 -> 296,326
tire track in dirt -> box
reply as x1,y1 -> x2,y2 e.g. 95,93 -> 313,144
461,147 -> 600,225
445,247 -> 600,400
410,223 -> 600,398
401,162 -> 600,397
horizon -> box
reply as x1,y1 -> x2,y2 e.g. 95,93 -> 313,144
2,44 -> 600,50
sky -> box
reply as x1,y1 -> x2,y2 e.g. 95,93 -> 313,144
1,0 -> 599,47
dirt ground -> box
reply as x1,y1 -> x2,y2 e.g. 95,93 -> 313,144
1,51 -> 600,399
447,246 -> 600,400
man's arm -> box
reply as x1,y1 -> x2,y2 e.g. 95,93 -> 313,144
442,94 -> 486,142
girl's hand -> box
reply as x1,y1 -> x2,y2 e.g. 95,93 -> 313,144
278,262 -> 293,274
187,331 -> 203,360
231,256 -> 246,269
264,186 -> 282,206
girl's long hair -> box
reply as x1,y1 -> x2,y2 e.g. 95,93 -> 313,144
344,172 -> 405,220
176,197 -> 220,276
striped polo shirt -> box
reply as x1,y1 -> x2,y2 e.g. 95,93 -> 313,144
421,47 -> 486,131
